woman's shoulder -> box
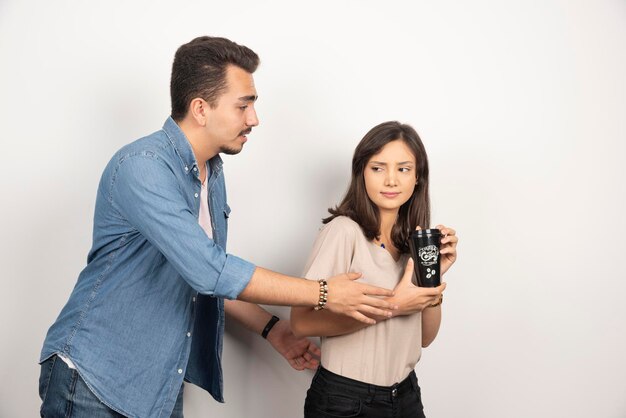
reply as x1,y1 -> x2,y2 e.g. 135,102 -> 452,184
322,215 -> 362,233
318,216 -> 366,242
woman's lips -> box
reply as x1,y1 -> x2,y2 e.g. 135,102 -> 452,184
381,192 -> 400,198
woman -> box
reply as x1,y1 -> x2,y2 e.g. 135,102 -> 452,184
291,121 -> 458,417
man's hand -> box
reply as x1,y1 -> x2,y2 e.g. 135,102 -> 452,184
324,272 -> 396,324
266,319 -> 321,371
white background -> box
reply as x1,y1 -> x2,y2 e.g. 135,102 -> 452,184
1,1 -> 625,417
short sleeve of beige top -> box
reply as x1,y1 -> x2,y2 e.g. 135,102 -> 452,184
302,216 -> 422,386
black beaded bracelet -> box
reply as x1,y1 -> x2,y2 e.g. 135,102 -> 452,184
261,315 -> 280,339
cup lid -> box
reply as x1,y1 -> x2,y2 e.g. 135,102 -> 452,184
411,228 -> 441,237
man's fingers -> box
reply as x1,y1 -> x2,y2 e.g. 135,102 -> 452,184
290,359 -> 304,371
304,358 -> 319,370
361,283 -> 394,297
360,294 -> 396,310
309,343 -> 321,357
350,311 -> 377,325
357,305 -> 393,318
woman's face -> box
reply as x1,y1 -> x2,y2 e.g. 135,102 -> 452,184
364,139 -> 417,213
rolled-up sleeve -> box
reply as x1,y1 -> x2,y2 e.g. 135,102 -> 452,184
109,151 -> 254,299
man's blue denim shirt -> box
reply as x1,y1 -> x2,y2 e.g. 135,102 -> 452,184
40,117 -> 256,418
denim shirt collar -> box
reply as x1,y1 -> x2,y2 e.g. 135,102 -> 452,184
162,116 -> 223,179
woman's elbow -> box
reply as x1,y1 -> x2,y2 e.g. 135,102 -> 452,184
290,317 -> 306,338
421,335 -> 436,348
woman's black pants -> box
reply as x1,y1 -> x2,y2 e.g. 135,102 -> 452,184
304,366 -> 426,418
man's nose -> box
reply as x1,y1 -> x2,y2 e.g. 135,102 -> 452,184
246,107 -> 259,127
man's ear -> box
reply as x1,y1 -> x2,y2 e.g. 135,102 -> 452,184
188,98 -> 208,126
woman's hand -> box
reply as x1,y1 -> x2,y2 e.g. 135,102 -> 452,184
389,258 -> 446,317
435,224 -> 458,275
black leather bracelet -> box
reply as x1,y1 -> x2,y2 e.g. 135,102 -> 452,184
261,315 -> 280,339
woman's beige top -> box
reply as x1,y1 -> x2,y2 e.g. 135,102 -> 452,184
302,216 -> 422,386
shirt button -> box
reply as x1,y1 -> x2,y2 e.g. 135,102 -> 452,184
178,369 -> 183,374
184,166 -> 189,172
187,332 -> 191,337
192,297 -> 196,302
194,167 -> 198,172
194,193 -> 198,198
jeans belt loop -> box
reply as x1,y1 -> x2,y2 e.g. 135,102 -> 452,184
409,370 -> 418,393
366,383 -> 375,403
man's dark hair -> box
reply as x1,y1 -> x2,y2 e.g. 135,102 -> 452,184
170,36 -> 260,121
324,121 -> 431,254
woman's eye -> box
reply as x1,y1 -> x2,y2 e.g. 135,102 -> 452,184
371,167 -> 383,172
399,167 -> 411,173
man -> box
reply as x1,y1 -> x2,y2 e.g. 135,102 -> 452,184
39,36 -> 395,417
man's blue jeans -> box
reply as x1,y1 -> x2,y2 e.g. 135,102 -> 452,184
39,356 -> 184,417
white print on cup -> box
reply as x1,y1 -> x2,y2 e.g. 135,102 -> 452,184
419,245 -> 439,266
426,267 -> 437,279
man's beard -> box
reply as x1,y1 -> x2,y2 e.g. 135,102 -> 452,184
220,144 -> 243,155
220,129 -> 251,155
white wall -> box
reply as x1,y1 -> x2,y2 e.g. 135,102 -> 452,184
1,1 -> 625,417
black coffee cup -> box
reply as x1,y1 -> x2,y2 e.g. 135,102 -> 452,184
408,229 -> 442,287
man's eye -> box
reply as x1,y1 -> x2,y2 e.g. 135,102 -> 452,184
239,105 -> 248,110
